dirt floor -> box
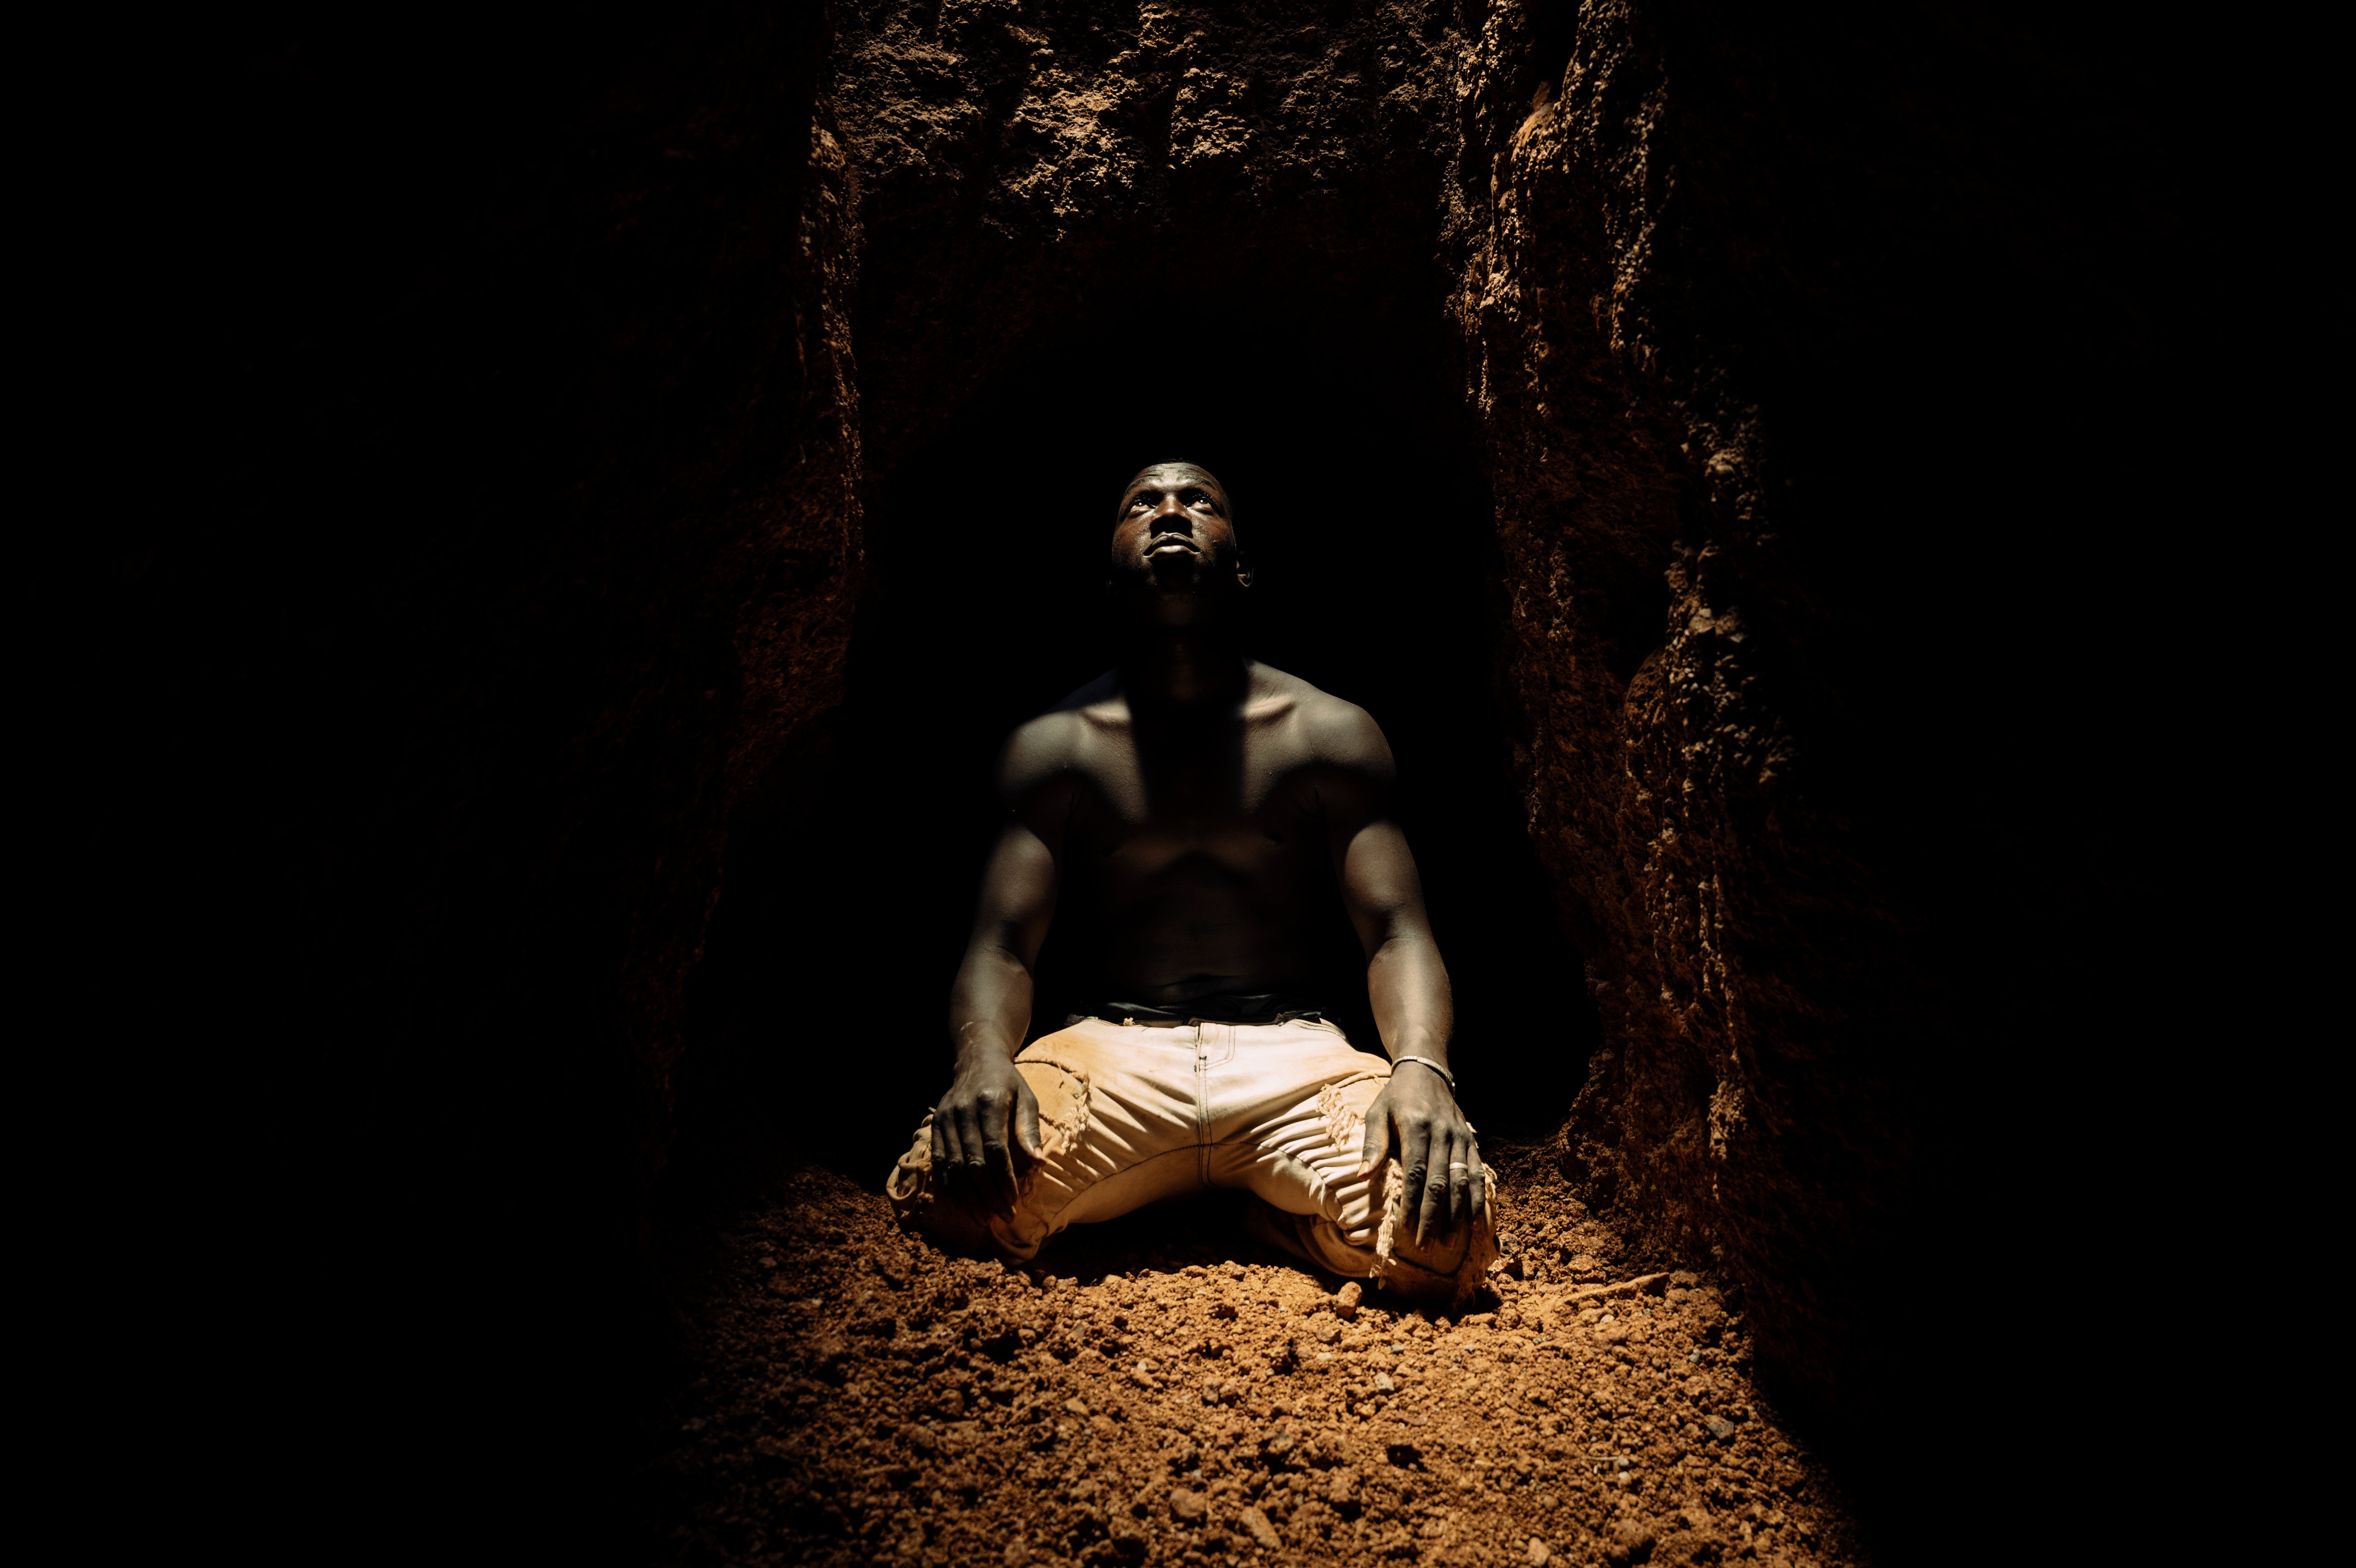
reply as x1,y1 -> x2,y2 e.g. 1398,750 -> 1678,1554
642,1152 -> 1864,1566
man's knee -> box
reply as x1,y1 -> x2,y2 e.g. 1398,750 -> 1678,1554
1370,1163 -> 1498,1310
914,1194 -> 1004,1259
1389,1224 -> 1471,1279
886,1116 -> 1021,1261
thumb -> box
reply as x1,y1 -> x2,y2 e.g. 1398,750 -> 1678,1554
1358,1099 -> 1392,1177
1015,1079 -> 1045,1162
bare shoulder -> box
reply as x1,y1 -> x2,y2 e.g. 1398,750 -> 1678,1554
1247,663 -> 1395,776
996,670 -> 1124,799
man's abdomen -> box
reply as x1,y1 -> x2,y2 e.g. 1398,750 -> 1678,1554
1091,850 -> 1322,1000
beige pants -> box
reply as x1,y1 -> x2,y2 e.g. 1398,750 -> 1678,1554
886,1016 -> 1496,1307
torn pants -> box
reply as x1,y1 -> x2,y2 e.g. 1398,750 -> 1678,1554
885,1016 -> 1495,1306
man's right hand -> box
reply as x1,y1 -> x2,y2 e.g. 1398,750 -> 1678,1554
930,1051 -> 1044,1218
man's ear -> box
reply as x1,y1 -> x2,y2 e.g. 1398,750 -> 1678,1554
1236,568 -> 1254,589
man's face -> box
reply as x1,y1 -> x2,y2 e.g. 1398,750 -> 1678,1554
1108,464 -> 1244,623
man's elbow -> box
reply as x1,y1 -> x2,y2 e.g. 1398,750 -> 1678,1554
975,936 -> 1037,974
1363,920 -> 1428,959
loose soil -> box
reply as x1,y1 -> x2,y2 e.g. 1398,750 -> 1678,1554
644,1153 -> 1863,1566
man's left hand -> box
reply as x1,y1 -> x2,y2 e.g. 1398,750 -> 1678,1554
1358,1062 -> 1485,1243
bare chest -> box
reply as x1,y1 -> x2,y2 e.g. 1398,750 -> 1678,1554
1067,729 -> 1321,882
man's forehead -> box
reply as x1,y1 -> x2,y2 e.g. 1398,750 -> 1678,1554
1121,463 -> 1226,499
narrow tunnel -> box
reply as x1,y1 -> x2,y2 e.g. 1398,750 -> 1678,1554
207,2 -> 2248,1564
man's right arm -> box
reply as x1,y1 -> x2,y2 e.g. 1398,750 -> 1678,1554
933,723 -> 1069,1216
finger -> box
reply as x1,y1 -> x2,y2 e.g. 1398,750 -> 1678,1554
937,1097 -> 969,1179
976,1091 -> 1017,1214
1014,1077 -> 1044,1167
1397,1112 -> 1429,1233
1470,1143 -> 1490,1229
1423,1130 -> 1461,1243
1358,1089 -> 1394,1175
953,1100 -> 988,1198
1449,1129 -> 1472,1235
1409,1120 -> 1448,1246
1420,1127 -> 1446,1241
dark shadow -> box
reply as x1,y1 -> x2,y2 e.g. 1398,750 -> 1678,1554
989,1187 -> 1314,1285
668,290 -> 1600,1220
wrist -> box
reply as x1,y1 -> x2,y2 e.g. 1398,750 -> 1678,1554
1391,1054 -> 1456,1093
952,1025 -> 1021,1071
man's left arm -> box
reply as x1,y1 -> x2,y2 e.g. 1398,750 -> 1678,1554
1319,717 -> 1488,1244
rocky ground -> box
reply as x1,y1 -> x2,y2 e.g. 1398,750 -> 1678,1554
642,1152 -> 1862,1567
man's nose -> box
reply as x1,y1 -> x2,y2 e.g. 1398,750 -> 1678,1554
1150,497 -> 1192,529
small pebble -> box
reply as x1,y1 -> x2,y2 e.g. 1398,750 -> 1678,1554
1608,1520 -> 1656,1565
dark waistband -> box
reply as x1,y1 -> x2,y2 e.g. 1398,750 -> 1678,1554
1068,993 -> 1327,1028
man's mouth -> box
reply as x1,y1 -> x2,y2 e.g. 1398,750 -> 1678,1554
1148,534 -> 1198,556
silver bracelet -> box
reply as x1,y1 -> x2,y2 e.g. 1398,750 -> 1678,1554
1392,1055 -> 1456,1092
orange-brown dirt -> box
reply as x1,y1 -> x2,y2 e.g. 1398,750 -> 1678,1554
646,1153 -> 1858,1568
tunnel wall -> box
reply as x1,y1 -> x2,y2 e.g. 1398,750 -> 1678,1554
1447,0 -> 2192,1447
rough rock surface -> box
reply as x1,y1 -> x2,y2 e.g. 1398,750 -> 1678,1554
647,1152 -> 1860,1566
1438,1 -> 1934,1423
1430,1 -> 2180,1436
835,0 -> 1467,471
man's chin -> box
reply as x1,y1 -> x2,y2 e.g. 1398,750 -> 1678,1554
1145,596 -> 1226,631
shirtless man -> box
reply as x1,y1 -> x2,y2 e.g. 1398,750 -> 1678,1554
886,462 -> 1494,1303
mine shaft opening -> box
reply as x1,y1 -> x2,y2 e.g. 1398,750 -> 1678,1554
673,290 -> 1601,1198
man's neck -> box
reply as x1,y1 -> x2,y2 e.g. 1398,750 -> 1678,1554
1120,625 -> 1250,710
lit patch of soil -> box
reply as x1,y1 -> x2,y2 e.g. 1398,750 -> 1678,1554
644,1154 -> 1862,1566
